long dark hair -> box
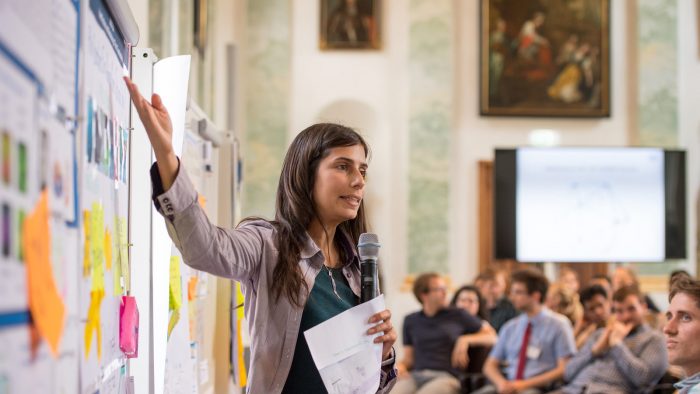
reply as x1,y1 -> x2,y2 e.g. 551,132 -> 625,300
450,285 -> 489,321
270,123 -> 370,307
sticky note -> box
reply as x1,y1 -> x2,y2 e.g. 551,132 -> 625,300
169,256 -> 182,311
197,194 -> 207,210
82,210 -> 91,277
84,289 -> 104,359
119,296 -> 139,358
187,277 -> 198,301
113,252 -> 122,296
23,190 -> 66,357
116,217 -> 130,292
104,229 -> 112,271
235,282 -> 245,319
90,203 -> 105,292
167,309 -> 180,339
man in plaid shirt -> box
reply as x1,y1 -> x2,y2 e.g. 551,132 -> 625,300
553,285 -> 667,394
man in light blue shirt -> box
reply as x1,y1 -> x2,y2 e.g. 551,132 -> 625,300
477,269 -> 576,394
665,276 -> 700,394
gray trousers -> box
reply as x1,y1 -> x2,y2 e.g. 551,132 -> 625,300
472,384 -> 543,394
391,370 -> 461,394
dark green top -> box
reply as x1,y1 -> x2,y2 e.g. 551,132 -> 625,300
281,265 -> 359,393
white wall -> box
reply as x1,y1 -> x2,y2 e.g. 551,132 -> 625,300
452,1 -> 633,283
288,1 -> 417,323
678,0 -> 700,278
290,0 -> 635,293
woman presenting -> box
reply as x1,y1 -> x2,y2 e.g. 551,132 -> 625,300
124,77 -> 398,393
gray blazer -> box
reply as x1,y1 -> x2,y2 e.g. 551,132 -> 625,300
150,162 -> 397,393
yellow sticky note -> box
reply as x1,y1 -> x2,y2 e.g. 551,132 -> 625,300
23,190 -> 66,358
117,217 -> 130,292
197,194 -> 207,210
169,256 -> 182,311
90,203 -> 105,292
112,254 -> 122,296
236,318 -> 247,386
167,309 -> 180,339
235,282 -> 245,320
104,229 -> 112,271
82,210 -> 91,278
84,289 -> 104,359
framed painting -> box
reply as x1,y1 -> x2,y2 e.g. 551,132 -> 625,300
480,0 -> 610,117
194,0 -> 208,57
320,0 -> 381,50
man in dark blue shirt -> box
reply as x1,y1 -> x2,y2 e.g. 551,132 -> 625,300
394,273 -> 497,394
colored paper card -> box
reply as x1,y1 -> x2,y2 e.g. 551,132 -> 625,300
23,190 -> 66,357
116,217 -> 130,292
82,210 -> 91,277
187,277 -> 198,301
119,296 -> 139,358
104,229 -> 112,270
113,250 -> 122,296
169,256 -> 182,311
235,282 -> 245,319
84,289 -> 104,359
167,309 -> 180,340
90,203 -> 105,291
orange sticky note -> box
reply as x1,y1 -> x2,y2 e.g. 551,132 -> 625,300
197,194 -> 207,210
104,229 -> 112,271
187,277 -> 198,301
23,190 -> 66,357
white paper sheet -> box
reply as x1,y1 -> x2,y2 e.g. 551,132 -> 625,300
304,295 -> 385,394
153,55 -> 191,158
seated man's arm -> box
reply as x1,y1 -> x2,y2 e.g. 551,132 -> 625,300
452,322 -> 498,369
461,322 -> 498,346
564,330 -> 600,382
609,334 -> 668,388
516,357 -> 568,391
483,356 -> 508,391
397,346 -> 414,378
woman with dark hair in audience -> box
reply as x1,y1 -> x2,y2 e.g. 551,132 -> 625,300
451,285 -> 490,322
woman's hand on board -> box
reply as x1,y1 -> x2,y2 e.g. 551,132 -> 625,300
124,76 -> 178,190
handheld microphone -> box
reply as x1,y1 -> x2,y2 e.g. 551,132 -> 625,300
358,233 -> 381,303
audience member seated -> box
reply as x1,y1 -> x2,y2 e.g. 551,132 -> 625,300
475,269 -> 519,333
590,274 -> 613,301
669,269 -> 692,288
394,273 -> 497,394
451,285 -> 490,322
551,285 -> 668,394
558,267 -> 580,294
612,266 -> 665,330
451,285 -> 497,391
664,276 -> 700,394
612,266 -> 661,313
476,269 -> 576,394
546,282 -> 583,327
573,285 -> 611,349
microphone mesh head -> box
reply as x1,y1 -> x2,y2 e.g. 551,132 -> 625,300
358,233 -> 380,260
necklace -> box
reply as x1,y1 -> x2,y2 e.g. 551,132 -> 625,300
323,265 -> 342,300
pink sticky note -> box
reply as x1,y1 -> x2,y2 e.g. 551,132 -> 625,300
119,295 -> 139,358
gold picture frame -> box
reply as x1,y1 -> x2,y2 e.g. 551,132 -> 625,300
320,0 -> 381,50
480,0 -> 610,117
